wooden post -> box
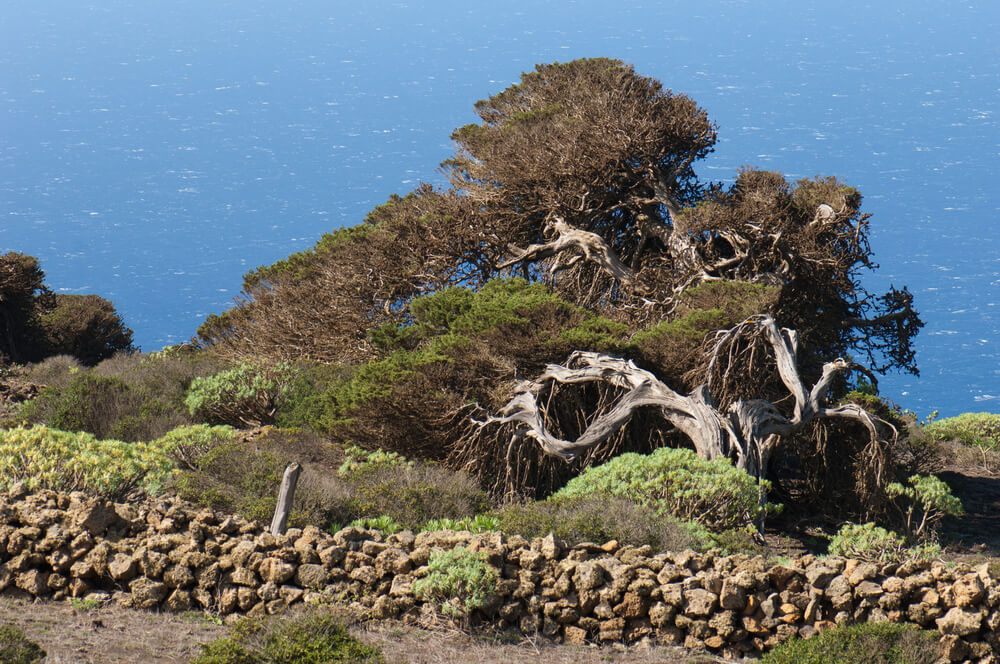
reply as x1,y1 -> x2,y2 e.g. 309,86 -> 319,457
270,462 -> 301,535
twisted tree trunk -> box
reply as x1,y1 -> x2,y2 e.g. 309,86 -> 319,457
469,316 -> 895,498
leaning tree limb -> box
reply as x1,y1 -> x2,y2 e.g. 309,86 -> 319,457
500,216 -> 635,284
468,316 -> 896,499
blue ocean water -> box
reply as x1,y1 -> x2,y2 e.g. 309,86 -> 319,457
1,0 -> 997,417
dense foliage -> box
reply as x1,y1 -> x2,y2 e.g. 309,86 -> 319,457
18,350 -> 223,441
413,546 -> 498,620
0,425 -> 185,500
0,625 -> 45,664
926,412 -> 1000,448
0,252 -> 134,365
493,496 -> 712,552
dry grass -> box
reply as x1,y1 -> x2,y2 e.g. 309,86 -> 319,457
0,596 -> 224,664
0,597 -> 748,664
360,621 -> 746,664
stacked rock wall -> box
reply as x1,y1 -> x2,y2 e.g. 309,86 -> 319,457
0,486 -> 997,663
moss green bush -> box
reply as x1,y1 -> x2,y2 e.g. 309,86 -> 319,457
760,621 -> 940,664
551,447 -> 776,531
19,372 -> 131,439
186,363 -> 295,428
413,546 -> 498,620
158,424 -> 237,470
191,611 -> 383,664
346,515 -> 403,534
169,435 -> 297,525
0,425 -> 178,500
0,625 -> 45,664
926,412 -> 1000,449
494,495 -> 711,552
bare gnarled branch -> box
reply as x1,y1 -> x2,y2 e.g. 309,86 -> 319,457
467,316 -> 896,501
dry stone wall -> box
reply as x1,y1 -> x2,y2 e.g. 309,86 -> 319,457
0,485 -> 998,663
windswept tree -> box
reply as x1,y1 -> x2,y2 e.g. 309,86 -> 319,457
200,59 -> 923,519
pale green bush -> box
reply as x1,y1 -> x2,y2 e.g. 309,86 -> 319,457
157,423 -> 237,470
422,514 -> 500,534
186,363 -> 294,427
0,425 -> 177,499
337,445 -> 412,477
925,412 -> 1000,448
551,447 -> 777,531
413,546 -> 497,620
828,522 -> 939,562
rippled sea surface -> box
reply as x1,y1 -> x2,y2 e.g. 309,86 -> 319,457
2,0 -> 997,416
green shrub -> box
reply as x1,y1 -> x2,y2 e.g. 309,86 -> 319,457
926,412 -> 1000,449
886,474 -> 963,542
422,514 -> 500,534
273,362 -> 352,430
0,625 -> 45,664
186,363 -> 295,428
192,611 -> 383,664
760,621 -> 940,664
169,437 -> 291,524
19,372 -> 132,439
158,424 -> 237,470
0,425 -> 177,500
347,515 -> 403,534
827,522 -> 940,562
494,495 -> 712,552
413,546 -> 498,620
19,350 -> 223,441
336,462 -> 489,531
337,445 -> 412,476
551,447 -> 777,531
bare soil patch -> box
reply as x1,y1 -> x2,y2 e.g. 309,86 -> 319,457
0,597 -> 748,664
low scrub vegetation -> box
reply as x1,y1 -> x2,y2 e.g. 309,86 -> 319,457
192,611 -> 383,664
0,624 -> 45,664
18,349 -> 224,441
551,447 -> 778,531
186,363 -> 295,428
413,546 -> 498,622
0,425 -> 180,500
760,621 -> 941,664
494,496 -> 711,551
926,412 -> 1000,449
